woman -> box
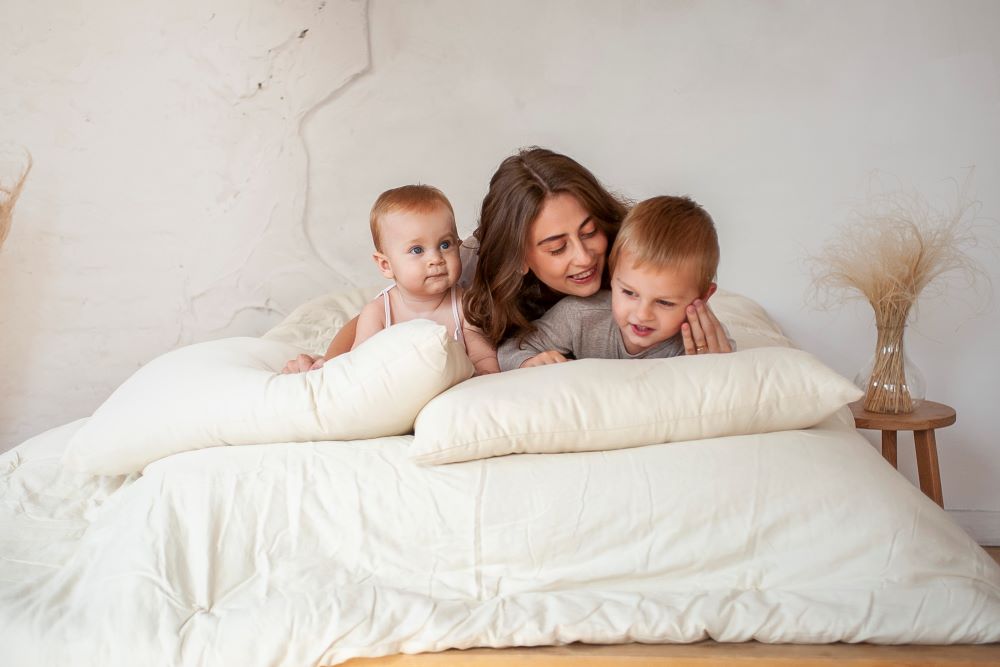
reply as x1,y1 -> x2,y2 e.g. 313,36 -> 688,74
282,147 -> 729,372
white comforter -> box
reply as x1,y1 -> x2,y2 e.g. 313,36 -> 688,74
2,409 -> 999,666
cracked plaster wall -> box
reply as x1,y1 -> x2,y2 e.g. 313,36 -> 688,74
2,0 -> 1000,514
1,0 -> 368,453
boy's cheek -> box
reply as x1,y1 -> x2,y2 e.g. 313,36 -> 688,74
609,297 -> 628,329
610,291 -> 626,312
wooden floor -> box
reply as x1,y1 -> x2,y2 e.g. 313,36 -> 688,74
343,547 -> 1000,667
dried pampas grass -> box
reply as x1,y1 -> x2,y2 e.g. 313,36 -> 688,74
0,150 -> 32,250
810,174 -> 993,413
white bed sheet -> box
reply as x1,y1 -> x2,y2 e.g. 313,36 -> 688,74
2,409 -> 999,666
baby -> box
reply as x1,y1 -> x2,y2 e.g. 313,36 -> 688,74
287,185 -> 499,375
498,195 -> 731,370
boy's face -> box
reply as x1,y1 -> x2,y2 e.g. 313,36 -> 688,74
611,252 -> 715,355
373,205 -> 462,299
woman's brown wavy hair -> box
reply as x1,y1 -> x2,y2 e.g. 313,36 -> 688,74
463,147 -> 629,346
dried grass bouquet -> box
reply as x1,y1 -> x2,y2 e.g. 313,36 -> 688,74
810,175 -> 993,414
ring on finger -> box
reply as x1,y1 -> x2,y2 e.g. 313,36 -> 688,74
696,345 -> 708,353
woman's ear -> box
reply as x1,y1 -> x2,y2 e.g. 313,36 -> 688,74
372,252 -> 394,280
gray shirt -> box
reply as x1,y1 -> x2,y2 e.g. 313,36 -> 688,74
498,290 -> 686,371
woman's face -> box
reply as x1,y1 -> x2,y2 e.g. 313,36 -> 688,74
523,193 -> 608,298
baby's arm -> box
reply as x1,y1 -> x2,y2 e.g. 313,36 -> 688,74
451,288 -> 498,375
323,316 -> 359,359
280,315 -> 358,373
351,299 -> 387,351
463,325 -> 500,375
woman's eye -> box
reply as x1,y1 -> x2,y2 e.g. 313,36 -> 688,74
549,245 -> 567,255
581,220 -> 600,239
409,246 -> 424,255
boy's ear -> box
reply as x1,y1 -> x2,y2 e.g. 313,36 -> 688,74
372,252 -> 394,280
701,282 -> 718,301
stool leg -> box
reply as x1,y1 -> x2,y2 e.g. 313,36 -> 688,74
881,430 -> 898,468
914,428 -> 943,507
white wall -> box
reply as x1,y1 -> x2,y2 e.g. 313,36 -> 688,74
1,1 -> 998,515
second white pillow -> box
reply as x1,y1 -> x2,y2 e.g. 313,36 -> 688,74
411,347 -> 862,465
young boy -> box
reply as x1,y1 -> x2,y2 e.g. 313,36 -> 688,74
497,195 -> 731,370
289,184 -> 499,375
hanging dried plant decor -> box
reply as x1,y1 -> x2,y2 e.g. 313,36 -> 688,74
810,174 -> 992,414
0,149 -> 32,251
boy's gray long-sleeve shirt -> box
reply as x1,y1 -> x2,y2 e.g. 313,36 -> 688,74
497,290 -> 686,371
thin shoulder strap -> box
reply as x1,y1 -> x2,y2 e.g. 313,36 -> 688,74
379,284 -> 395,328
450,285 -> 466,348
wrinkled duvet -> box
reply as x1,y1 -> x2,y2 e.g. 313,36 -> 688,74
1,409 -> 999,666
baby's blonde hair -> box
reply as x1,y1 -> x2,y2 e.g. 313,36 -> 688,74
608,196 -> 719,293
370,185 -> 455,252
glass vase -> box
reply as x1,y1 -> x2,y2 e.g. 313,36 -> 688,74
854,325 -> 925,414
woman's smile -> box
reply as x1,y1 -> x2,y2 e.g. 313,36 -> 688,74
567,266 -> 598,284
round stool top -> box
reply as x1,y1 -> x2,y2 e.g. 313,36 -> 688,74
849,399 -> 956,431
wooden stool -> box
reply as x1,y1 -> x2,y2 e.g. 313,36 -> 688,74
849,400 -> 956,507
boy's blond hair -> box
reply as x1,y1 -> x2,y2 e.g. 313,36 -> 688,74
370,185 -> 456,252
608,195 -> 719,293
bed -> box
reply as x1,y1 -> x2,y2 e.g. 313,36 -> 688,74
1,288 -> 998,666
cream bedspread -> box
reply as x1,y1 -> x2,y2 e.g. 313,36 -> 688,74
2,410 -> 999,666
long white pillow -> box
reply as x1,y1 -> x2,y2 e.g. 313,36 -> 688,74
63,320 -> 473,475
410,347 -> 863,465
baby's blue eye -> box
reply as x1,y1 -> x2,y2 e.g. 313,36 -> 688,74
409,246 -> 424,255
439,240 -> 452,250
657,300 -> 676,307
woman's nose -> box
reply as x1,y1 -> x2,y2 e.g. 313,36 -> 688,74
570,239 -> 590,267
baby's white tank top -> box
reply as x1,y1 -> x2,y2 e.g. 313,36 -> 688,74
377,284 -> 466,350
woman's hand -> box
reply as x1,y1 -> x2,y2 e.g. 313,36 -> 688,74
281,354 -> 319,374
520,350 -> 569,368
682,299 -> 733,356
